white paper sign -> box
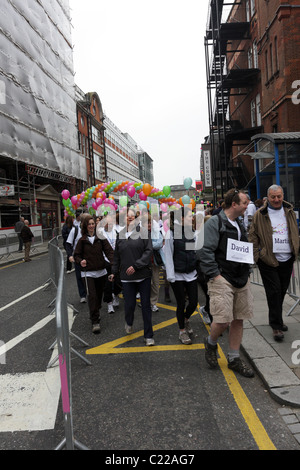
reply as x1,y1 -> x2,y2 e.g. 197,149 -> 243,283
272,233 -> 291,253
226,238 -> 254,264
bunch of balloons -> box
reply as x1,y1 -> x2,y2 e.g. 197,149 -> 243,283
61,177 -> 195,218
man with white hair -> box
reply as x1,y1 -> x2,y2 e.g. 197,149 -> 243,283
249,185 -> 299,341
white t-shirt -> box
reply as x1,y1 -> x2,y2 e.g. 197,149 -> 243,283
267,206 -> 292,262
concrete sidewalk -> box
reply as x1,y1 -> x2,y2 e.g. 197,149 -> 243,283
1,245 -> 300,409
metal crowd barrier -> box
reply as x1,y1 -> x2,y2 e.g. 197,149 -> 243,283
250,258 -> 300,317
48,237 -> 89,450
0,227 -> 61,259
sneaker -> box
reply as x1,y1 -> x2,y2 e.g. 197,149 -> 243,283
107,302 -> 115,314
204,337 -> 218,368
80,297 -> 87,303
184,318 -> 193,335
112,294 -> 119,307
227,357 -> 254,378
200,306 -> 211,325
144,338 -> 155,346
125,323 -> 133,334
151,305 -> 159,312
92,323 -> 100,334
136,292 -> 140,299
179,329 -> 192,345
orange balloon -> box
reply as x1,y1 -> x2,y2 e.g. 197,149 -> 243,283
143,183 -> 152,196
179,198 -> 184,206
190,198 -> 196,209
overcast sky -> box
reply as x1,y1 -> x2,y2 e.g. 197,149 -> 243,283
69,0 -> 209,190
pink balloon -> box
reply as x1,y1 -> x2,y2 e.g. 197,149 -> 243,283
127,186 -> 135,197
160,203 -> 168,212
71,196 -> 77,205
139,191 -> 147,201
61,189 -> 70,200
163,219 -> 169,233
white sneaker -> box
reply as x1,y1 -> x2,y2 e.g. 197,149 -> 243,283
184,318 -> 193,335
179,330 -> 192,345
107,302 -> 115,314
151,305 -> 159,312
136,292 -> 140,299
200,306 -> 211,324
144,338 -> 155,346
112,294 -> 119,307
125,323 -> 133,334
80,297 -> 87,303
92,323 -> 100,334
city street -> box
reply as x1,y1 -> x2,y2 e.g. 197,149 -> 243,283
0,252 -> 300,451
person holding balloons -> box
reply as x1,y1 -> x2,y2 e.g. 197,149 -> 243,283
164,206 -> 198,345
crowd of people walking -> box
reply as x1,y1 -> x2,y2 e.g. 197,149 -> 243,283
61,184 -> 299,378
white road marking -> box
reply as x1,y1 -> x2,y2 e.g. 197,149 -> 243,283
0,283 -> 50,313
0,308 -> 75,433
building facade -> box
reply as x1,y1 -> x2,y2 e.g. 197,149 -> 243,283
204,0 -> 300,206
0,0 -> 85,229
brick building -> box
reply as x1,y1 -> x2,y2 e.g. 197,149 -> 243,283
204,0 -> 300,206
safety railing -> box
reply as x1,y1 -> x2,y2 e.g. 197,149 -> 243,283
250,258 -> 300,317
48,237 -> 89,450
0,227 -> 61,259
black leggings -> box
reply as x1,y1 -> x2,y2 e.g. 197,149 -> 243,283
171,279 -> 198,329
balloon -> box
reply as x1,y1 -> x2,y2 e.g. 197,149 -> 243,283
143,183 -> 152,196
160,203 -> 168,212
182,195 -> 191,205
139,191 -> 147,201
183,177 -> 192,190
163,185 -> 171,197
71,196 -> 78,206
120,195 -> 128,207
127,186 -> 136,198
61,189 -> 70,200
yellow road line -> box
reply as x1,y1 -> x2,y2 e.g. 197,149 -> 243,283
198,308 -> 276,450
87,303 -> 276,450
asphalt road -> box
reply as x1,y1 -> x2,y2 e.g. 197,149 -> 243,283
0,252 -> 300,452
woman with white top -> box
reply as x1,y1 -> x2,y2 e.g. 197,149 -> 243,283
164,207 -> 198,344
74,215 -> 114,334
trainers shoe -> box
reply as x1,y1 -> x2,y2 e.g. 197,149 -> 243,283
144,338 -> 155,346
80,297 -> 87,303
227,357 -> 254,378
184,318 -> 193,335
151,305 -> 159,312
92,323 -> 100,334
107,302 -> 115,314
125,323 -> 133,334
112,294 -> 119,307
200,306 -> 211,325
179,329 -> 192,345
204,337 -> 218,368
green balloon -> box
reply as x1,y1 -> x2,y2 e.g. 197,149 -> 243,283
120,195 -> 128,207
163,185 -> 171,197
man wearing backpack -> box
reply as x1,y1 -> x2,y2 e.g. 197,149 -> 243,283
198,188 -> 254,378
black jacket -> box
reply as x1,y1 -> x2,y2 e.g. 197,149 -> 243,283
74,235 -> 114,272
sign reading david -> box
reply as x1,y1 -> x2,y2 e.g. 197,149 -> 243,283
226,238 -> 254,264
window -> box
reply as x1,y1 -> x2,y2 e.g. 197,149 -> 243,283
253,40 -> 258,68
248,46 -> 253,68
250,0 -> 255,17
270,44 -> 273,77
246,0 -> 250,21
265,50 -> 269,81
274,36 -> 279,71
251,99 -> 256,127
256,94 -> 261,126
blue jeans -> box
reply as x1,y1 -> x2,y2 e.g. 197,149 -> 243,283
75,262 -> 87,299
122,277 -> 153,338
